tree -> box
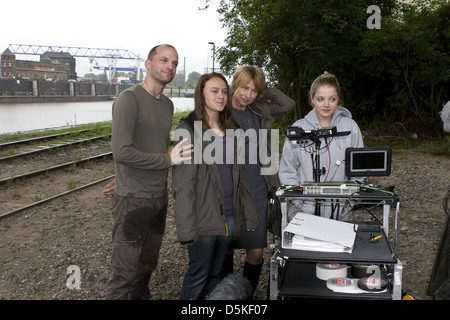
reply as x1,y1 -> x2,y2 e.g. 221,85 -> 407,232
186,71 -> 201,88
358,0 -> 450,125
206,0 -> 449,133
207,0 -> 396,119
83,73 -> 97,80
171,73 -> 186,88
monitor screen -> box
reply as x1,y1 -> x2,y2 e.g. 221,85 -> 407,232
345,147 -> 391,177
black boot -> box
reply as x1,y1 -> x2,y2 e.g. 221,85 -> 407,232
243,260 -> 263,299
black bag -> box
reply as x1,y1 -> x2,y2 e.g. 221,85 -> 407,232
267,187 -> 282,237
427,190 -> 450,299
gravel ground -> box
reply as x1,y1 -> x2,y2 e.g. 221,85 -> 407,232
0,148 -> 449,300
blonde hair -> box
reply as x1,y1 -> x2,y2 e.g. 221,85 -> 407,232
231,65 -> 266,99
309,71 -> 343,107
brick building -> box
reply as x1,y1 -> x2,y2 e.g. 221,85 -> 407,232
1,48 -> 77,81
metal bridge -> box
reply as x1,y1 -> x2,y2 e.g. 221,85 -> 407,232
7,44 -> 144,80
7,44 -> 143,60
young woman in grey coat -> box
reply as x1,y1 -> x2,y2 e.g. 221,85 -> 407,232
279,72 -> 364,221
172,72 -> 258,300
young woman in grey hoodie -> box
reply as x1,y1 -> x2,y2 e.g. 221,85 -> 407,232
278,72 -> 364,221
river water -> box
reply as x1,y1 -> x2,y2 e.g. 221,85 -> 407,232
0,97 -> 194,135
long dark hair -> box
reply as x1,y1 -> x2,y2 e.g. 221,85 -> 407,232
194,72 -> 235,132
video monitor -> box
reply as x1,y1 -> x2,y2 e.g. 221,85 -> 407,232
345,147 -> 391,177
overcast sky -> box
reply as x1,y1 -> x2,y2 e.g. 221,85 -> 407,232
1,0 -> 227,77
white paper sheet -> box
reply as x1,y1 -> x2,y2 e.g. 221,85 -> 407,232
283,212 -> 357,253
291,235 -> 350,253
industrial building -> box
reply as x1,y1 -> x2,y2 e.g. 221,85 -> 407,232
1,48 -> 76,81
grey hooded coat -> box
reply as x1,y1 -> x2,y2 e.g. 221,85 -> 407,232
278,107 -> 364,220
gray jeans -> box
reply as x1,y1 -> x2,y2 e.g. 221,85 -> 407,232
105,193 -> 168,300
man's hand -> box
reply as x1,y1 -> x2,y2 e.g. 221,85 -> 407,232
102,179 -> 116,198
102,139 -> 193,198
169,138 -> 193,165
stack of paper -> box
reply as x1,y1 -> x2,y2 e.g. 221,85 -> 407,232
291,235 -> 349,252
283,212 -> 357,253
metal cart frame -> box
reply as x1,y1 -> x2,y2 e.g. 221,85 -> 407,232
269,189 -> 403,300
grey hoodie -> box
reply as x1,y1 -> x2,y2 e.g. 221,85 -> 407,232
278,107 -> 364,220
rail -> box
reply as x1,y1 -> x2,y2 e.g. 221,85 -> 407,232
0,174 -> 115,219
0,152 -> 112,185
0,130 -> 114,220
0,135 -> 110,162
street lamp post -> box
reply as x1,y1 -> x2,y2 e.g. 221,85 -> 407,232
208,42 -> 215,72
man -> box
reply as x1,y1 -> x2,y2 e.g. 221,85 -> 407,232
105,44 -> 191,299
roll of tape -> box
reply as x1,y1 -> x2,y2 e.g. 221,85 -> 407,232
357,277 -> 387,292
351,264 -> 380,278
316,263 -> 348,280
326,278 -> 357,292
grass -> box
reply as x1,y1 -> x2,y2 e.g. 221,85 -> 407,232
0,121 -> 112,144
0,111 -> 192,145
66,179 -> 77,190
421,136 -> 450,156
2,111 -> 448,158
171,110 -> 191,131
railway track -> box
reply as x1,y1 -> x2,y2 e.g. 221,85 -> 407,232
0,129 -> 115,219
0,174 -> 115,219
0,128 -> 95,149
0,135 -> 111,162
0,126 -> 110,159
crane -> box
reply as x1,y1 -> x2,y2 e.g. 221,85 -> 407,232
7,44 -> 144,82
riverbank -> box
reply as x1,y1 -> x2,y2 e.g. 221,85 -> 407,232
0,95 -> 113,104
